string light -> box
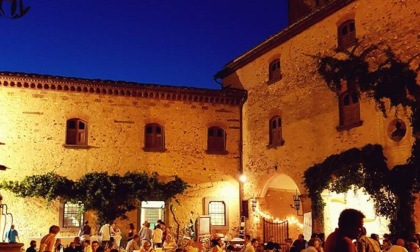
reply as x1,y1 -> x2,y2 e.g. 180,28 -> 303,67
252,198 -> 304,229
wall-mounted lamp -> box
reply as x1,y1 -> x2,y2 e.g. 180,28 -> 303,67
239,174 -> 247,183
291,190 -> 303,216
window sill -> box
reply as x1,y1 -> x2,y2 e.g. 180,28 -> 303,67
206,150 -> 228,155
266,140 -> 285,149
143,147 -> 167,152
63,144 -> 92,149
336,120 -> 363,131
266,76 -> 282,85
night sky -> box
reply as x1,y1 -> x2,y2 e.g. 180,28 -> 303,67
1,0 -> 288,89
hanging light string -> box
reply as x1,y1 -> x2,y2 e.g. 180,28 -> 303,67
253,199 -> 304,229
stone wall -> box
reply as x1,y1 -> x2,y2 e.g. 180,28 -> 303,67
221,0 -> 419,239
0,78 -> 243,247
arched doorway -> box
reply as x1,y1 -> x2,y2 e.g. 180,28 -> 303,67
259,174 -> 304,242
322,186 -> 389,238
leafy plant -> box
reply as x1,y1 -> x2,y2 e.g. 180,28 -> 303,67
307,43 -> 420,239
1,171 -> 189,224
0,0 -> 30,19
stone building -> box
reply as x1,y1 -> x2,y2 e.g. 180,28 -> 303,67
0,0 -> 419,249
215,0 -> 419,243
0,72 -> 246,246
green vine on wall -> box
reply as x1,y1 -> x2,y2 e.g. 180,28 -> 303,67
305,43 -> 420,239
1,171 -> 189,224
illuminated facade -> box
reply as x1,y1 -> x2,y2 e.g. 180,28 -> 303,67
0,72 -> 245,245
215,0 -> 419,241
0,0 -> 419,248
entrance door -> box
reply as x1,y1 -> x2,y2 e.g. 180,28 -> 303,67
140,201 -> 165,228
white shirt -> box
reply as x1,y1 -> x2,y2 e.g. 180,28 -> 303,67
99,224 -> 114,241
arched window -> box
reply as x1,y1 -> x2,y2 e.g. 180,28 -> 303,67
144,123 -> 165,150
338,90 -> 362,128
269,116 -> 284,146
207,126 -> 226,153
338,19 -> 356,49
269,59 -> 281,82
66,118 -> 87,145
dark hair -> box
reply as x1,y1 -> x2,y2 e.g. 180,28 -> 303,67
245,235 -> 251,241
49,225 -> 60,234
338,209 -> 365,229
251,238 -> 258,244
129,223 -> 135,229
96,246 -> 105,252
30,240 -> 36,246
308,238 -> 320,247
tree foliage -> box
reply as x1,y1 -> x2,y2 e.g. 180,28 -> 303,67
0,0 -> 30,19
1,171 -> 189,224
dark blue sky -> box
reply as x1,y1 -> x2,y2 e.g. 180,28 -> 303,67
1,0 -> 288,89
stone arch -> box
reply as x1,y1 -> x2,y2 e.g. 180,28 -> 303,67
258,173 -> 303,241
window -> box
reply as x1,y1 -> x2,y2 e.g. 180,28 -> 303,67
269,117 -> 284,146
207,127 -> 226,154
338,90 -> 362,129
62,201 -> 84,228
66,118 -> 87,145
144,123 -> 165,151
338,20 -> 356,49
208,201 -> 226,226
269,59 -> 281,82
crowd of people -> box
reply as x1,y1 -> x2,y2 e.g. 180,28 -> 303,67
5,209 -> 420,252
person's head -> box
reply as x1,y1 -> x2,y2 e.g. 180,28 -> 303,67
216,237 -> 223,246
69,242 -> 76,248
408,242 -> 420,252
92,241 -> 100,252
129,223 -> 135,230
49,225 -> 60,234
396,238 -> 405,247
269,236 -> 274,242
337,208 -> 365,239
245,235 -> 251,242
156,223 -> 161,229
308,238 -> 321,249
56,238 -> 62,244
370,233 -> 379,241
30,240 -> 37,248
10,225 -> 15,229
133,234 -> 140,242
96,246 -> 105,252
83,240 -> 91,247
74,237 -> 81,243
143,221 -> 150,228
84,220 -> 89,225
166,234 -> 173,241
142,240 -> 152,249
251,238 -> 259,248
382,239 -> 392,249
298,234 -> 304,241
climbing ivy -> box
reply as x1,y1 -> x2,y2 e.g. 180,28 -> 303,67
1,171 -> 189,224
305,43 -> 420,239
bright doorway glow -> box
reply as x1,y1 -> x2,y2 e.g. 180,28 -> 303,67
322,186 -> 389,237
